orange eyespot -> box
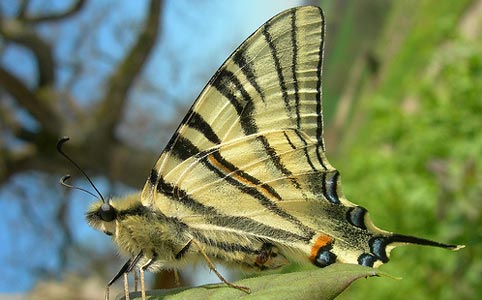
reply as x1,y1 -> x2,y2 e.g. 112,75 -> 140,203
310,234 -> 333,262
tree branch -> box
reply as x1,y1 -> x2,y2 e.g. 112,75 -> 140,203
17,0 -> 30,19
0,144 -> 35,183
0,65 -> 60,134
22,0 -> 86,23
0,18 -> 55,87
96,0 -> 163,137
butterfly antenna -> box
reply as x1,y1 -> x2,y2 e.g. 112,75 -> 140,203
56,137 -> 106,203
60,175 -> 100,199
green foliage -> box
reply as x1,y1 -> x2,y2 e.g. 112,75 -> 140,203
124,264 -> 388,300
331,1 -> 481,299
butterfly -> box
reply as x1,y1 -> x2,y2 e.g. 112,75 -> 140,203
58,5 -> 463,300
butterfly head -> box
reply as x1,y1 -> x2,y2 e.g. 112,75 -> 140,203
85,193 -> 141,236
86,200 -> 118,236
86,193 -> 176,261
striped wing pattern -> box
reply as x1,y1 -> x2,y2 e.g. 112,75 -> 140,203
164,129 -> 342,236
79,7 -> 462,293
135,6 -> 460,270
139,6 -> 356,263
142,6 -> 328,205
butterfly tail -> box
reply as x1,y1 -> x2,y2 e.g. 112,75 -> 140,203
388,233 -> 464,250
361,233 -> 465,267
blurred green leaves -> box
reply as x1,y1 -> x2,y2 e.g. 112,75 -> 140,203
330,1 -> 481,299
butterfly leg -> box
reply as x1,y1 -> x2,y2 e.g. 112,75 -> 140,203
105,260 -> 129,300
191,239 -> 251,293
254,243 -> 288,269
140,268 -> 145,300
133,270 -> 139,292
123,272 -> 130,300
173,269 -> 181,287
105,251 -> 143,300
139,256 -> 155,300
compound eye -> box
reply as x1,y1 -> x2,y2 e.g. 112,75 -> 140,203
99,203 -> 116,222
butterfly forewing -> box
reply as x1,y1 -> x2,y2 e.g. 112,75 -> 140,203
142,7 -> 326,206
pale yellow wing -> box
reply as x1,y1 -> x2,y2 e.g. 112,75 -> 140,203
161,129 -> 349,239
141,6 -> 326,205
135,6 -> 461,270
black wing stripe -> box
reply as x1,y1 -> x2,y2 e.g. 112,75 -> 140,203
291,9 -> 301,130
211,69 -> 257,136
211,69 -> 244,115
187,111 -> 221,145
193,233 -> 259,254
263,18 -> 291,116
283,131 -> 297,150
232,47 -> 266,103
315,8 -> 325,150
293,130 -> 324,171
208,150 -> 282,200
257,134 -> 304,193
204,151 -> 314,237
157,176 -> 311,242
207,215 -> 311,243
149,168 -> 158,185
170,135 -> 201,162
157,176 -> 214,213
209,67 -> 303,193
320,172 -> 328,202
319,171 -> 341,204
325,170 -> 341,204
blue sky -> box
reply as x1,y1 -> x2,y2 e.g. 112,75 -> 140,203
0,0 -> 306,293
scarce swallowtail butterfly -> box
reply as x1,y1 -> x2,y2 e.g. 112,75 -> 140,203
59,5 -> 464,300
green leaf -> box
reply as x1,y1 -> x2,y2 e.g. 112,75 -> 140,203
121,264 -> 390,300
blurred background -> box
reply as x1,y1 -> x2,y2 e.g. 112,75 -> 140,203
0,0 -> 480,299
